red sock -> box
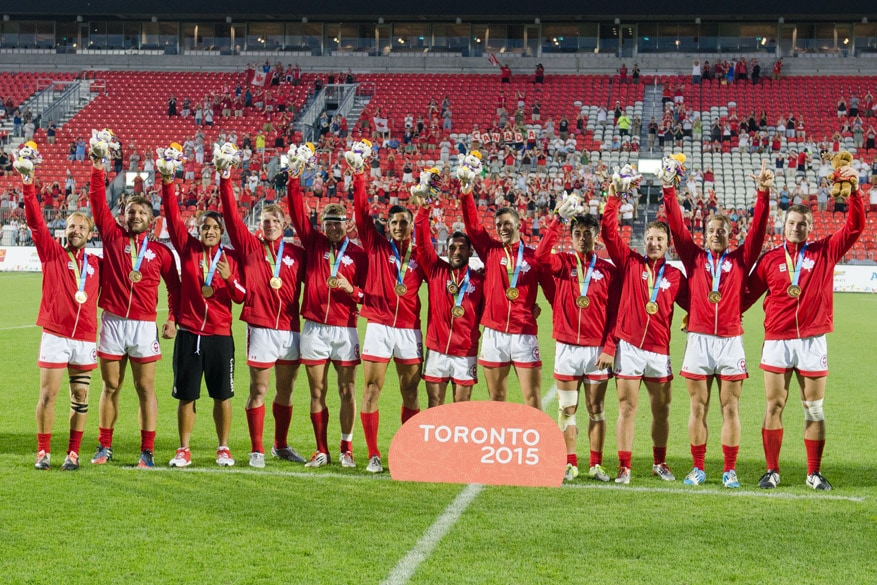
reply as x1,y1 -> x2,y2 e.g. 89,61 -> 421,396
691,444 -> 707,470
340,439 -> 353,454
68,430 -> 84,455
762,428 -> 784,471
653,446 -> 667,465
246,405 -> 265,453
37,433 -> 51,453
310,409 -> 329,454
590,450 -> 602,467
566,453 -> 578,466
618,450 -> 632,469
361,410 -> 381,458
401,406 -> 420,424
140,430 -> 156,452
98,427 -> 114,449
804,439 -> 825,475
272,402 -> 292,449
722,444 -> 739,472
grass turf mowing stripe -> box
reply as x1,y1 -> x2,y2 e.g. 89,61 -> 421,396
562,481 -> 867,502
380,483 -> 484,585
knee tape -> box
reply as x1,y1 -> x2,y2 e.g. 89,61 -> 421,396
557,390 -> 578,431
589,412 -> 606,422
70,401 -> 88,414
802,399 -> 824,422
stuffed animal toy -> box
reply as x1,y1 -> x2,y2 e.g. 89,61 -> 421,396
612,164 -> 642,195
212,142 -> 242,178
12,141 -> 42,181
656,153 -> 687,188
89,128 -> 119,161
155,142 -> 185,178
411,167 -> 442,203
829,151 -> 856,198
286,142 -> 317,177
344,139 -> 372,171
555,191 -> 586,220
455,151 -> 483,188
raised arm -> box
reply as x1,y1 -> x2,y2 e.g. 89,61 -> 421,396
533,216 -> 565,276
88,165 -> 122,242
286,174 -> 314,245
742,189 -> 770,269
414,207 -> 439,275
352,172 -> 378,250
459,188 -> 492,259
22,182 -> 59,262
662,185 -> 699,261
218,176 -> 257,254
826,188 -> 865,263
160,179 -> 191,253
600,195 -> 631,267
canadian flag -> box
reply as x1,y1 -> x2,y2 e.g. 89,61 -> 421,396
487,53 -> 499,67
246,67 -> 269,87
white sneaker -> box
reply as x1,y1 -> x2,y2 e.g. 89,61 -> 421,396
304,451 -> 329,468
169,447 -> 191,468
589,464 -> 611,482
216,447 -> 235,467
366,455 -> 383,473
340,451 -> 356,468
564,463 -> 579,481
249,452 -> 265,468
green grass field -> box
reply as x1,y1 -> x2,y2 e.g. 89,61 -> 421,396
1,271 -> 876,584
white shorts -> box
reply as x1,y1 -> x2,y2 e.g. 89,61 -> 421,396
478,328 -> 541,368
97,312 -> 161,363
681,333 -> 748,381
554,342 -> 611,382
423,351 -> 478,386
246,326 -> 300,367
613,339 -> 673,383
38,332 -> 98,370
761,335 -> 828,377
300,320 -> 360,366
362,323 -> 423,364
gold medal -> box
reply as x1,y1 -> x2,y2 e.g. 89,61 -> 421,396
576,295 -> 590,309
506,287 -> 520,301
74,291 -> 88,304
129,270 -> 142,283
787,284 -> 801,298
708,291 -> 722,304
645,301 -> 659,315
270,277 -> 283,289
202,285 -> 214,298
447,282 -> 459,295
327,276 -> 339,288
451,305 -> 465,318
395,283 -> 408,295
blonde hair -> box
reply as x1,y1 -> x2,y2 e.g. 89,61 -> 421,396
67,211 -> 94,232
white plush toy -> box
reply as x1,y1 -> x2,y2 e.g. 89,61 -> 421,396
456,150 -> 484,187
155,141 -> 185,178
344,139 -> 372,171
12,141 -> 42,181
612,164 -> 642,195
411,167 -> 442,203
286,142 -> 317,176
555,191 -> 586,220
212,142 -> 242,177
89,128 -> 119,161
655,153 -> 687,188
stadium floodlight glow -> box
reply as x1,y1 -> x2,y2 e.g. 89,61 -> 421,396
695,17 -> 701,24
534,18 -> 540,24
378,17 -> 384,24
863,17 -> 868,24
151,16 -> 158,23
778,17 -> 784,24
302,17 -> 308,24
456,17 -> 462,25
76,15 -> 82,23
614,18 -> 621,25
226,16 -> 232,24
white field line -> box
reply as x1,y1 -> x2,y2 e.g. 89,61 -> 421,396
563,481 -> 866,502
380,484 -> 484,585
542,384 -> 557,409
0,324 -> 35,331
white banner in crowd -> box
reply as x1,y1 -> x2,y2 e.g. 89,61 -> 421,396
1,246 -> 876,293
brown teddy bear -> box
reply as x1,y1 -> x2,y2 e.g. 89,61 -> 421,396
830,151 -> 856,198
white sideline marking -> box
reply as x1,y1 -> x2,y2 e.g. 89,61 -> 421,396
563,482 -> 866,502
123,465 -> 393,481
381,484 -> 484,585
0,324 -> 35,331
542,384 -> 557,409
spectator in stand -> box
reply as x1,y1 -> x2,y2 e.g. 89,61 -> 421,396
500,64 -> 512,84
751,59 -> 761,85
619,63 -> 628,83
692,60 -> 702,84
534,63 -> 544,85
772,58 -> 783,80
632,63 -> 640,84
168,94 -> 177,117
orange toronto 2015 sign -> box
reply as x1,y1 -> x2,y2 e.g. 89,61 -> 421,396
388,401 -> 566,487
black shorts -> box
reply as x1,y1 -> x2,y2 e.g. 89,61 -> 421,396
172,329 -> 235,401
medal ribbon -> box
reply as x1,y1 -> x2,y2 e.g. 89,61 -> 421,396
503,242 -> 525,289
390,240 -> 413,286
453,268 -> 471,309
575,252 -> 598,298
130,236 -> 149,272
706,250 -> 728,294
67,249 -> 88,295
264,239 -> 284,280
646,260 -> 667,304
784,243 -> 808,288
202,246 -> 223,287
329,237 -> 350,278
